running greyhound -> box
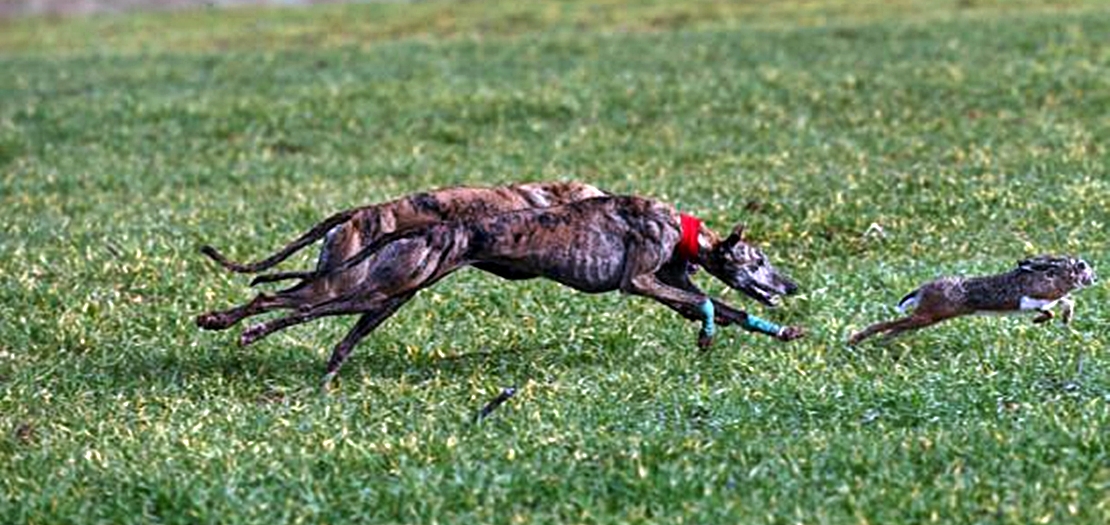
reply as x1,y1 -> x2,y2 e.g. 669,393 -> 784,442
198,195 -> 804,381
198,181 -> 607,328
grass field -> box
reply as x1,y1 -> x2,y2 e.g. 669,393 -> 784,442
2,0 -> 1109,523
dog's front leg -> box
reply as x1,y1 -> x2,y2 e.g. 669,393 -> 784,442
624,274 -> 719,349
656,262 -> 749,328
703,300 -> 804,341
656,263 -> 803,341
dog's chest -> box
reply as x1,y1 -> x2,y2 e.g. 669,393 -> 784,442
479,225 -> 631,292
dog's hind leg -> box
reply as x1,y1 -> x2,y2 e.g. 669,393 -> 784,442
236,286 -> 413,347
322,292 -> 417,384
195,278 -> 326,330
196,293 -> 293,331
237,304 -> 351,347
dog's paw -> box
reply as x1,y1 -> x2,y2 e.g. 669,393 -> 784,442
777,325 -> 805,342
319,370 -> 340,393
239,325 -> 266,346
697,330 -> 714,351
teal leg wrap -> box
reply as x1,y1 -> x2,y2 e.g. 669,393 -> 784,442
742,314 -> 782,336
699,299 -> 716,338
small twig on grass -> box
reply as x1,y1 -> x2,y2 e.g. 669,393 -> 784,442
105,240 -> 124,259
474,387 -> 517,423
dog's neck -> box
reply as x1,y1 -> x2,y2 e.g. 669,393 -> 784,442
695,228 -> 725,266
677,214 -> 721,267
677,214 -> 702,262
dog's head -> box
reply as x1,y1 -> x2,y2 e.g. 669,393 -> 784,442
703,224 -> 799,306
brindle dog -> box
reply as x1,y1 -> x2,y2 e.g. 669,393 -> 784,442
197,181 -> 606,329
198,195 -> 804,381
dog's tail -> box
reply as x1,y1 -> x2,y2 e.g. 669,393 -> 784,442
200,209 -> 358,274
249,225 -> 424,287
896,287 -> 922,313
249,270 -> 317,287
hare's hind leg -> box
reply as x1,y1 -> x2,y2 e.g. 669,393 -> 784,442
848,314 -> 944,346
849,319 -> 892,346
878,314 -> 948,341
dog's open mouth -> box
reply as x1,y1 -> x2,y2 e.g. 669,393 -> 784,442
736,280 -> 784,307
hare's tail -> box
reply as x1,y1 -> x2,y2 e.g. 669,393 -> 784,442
897,288 -> 922,313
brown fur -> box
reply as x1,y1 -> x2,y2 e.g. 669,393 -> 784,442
848,255 -> 1096,345
198,196 -> 803,380
199,181 -> 607,310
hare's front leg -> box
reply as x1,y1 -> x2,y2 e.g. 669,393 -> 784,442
1022,296 -> 1058,325
1058,296 -> 1075,325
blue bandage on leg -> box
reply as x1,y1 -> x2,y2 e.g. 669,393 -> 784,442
699,299 -> 715,338
742,314 -> 782,336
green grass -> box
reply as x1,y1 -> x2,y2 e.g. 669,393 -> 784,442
2,0 -> 1110,523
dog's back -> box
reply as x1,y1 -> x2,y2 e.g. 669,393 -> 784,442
464,196 -> 676,292
322,182 -> 608,271
203,181 -> 606,276
330,196 -> 679,296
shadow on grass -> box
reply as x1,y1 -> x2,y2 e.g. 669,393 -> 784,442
78,336 -> 578,397
343,343 -> 560,384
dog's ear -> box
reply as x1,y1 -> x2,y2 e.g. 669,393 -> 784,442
725,223 -> 746,246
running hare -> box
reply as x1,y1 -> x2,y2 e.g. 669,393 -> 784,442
848,255 -> 1096,345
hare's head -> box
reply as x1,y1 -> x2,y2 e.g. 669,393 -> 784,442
1017,255 -> 1096,291
703,224 -> 799,306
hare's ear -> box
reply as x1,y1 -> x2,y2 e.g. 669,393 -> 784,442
725,223 -> 746,246
1019,256 -> 1062,273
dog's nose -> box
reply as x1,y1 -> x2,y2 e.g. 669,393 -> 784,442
783,279 -> 800,295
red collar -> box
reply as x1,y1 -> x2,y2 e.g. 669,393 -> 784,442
677,214 -> 702,262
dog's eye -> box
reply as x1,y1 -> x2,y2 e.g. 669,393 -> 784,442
1077,261 -> 1088,270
